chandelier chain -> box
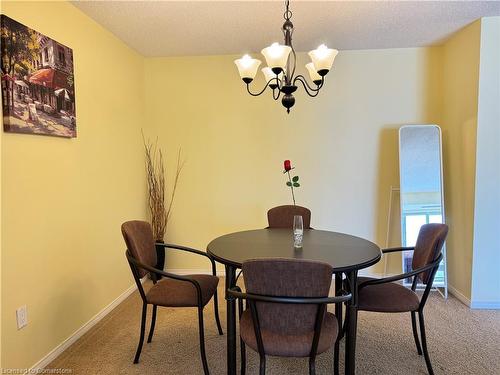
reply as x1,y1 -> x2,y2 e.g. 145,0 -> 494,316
284,0 -> 292,21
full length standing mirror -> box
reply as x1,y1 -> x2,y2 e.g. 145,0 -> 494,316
399,125 -> 447,297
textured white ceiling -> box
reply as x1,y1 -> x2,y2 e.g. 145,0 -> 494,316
72,1 -> 500,57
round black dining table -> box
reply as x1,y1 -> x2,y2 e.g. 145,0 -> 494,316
207,228 -> 381,375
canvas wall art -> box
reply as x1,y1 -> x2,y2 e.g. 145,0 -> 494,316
1,15 -> 76,138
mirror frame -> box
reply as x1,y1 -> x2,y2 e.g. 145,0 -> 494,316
398,124 -> 448,297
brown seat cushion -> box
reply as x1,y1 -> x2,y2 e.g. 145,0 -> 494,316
146,274 -> 218,307
357,277 -> 420,313
240,309 -> 338,357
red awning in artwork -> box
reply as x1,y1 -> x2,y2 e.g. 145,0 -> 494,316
29,68 -> 70,90
1,73 -> 15,81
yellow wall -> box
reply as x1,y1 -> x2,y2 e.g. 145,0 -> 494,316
441,20 -> 481,300
143,48 -> 443,274
1,1 -> 147,369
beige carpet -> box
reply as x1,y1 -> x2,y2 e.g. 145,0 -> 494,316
48,279 -> 500,374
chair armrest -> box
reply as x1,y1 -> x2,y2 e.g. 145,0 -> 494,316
358,252 -> 443,290
156,243 -> 211,259
382,246 -> 415,254
227,287 -> 352,305
126,251 -> 203,304
155,243 -> 217,275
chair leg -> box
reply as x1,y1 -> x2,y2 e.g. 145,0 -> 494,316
213,290 -> 224,335
335,274 -> 344,339
198,306 -> 210,375
309,356 -> 316,375
237,295 -> 246,375
334,337 -> 340,375
418,310 -> 434,375
133,303 -> 147,364
240,340 -> 246,375
411,311 -> 422,355
334,274 -> 343,375
147,305 -> 157,343
342,303 -> 349,336
259,354 -> 266,375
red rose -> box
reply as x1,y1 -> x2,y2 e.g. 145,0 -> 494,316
284,160 -> 292,172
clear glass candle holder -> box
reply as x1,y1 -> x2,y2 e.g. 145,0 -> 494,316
293,215 -> 304,248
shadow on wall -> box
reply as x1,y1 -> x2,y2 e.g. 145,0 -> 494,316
374,127 -> 402,275
440,116 -> 477,297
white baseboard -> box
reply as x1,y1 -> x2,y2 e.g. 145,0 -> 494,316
29,280 -> 144,373
448,285 -> 471,307
470,300 -> 500,309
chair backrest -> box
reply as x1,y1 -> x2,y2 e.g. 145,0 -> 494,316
242,258 -> 332,336
412,223 -> 449,284
267,205 -> 312,229
121,220 -> 157,278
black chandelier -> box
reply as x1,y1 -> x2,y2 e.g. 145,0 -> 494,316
234,0 -> 338,113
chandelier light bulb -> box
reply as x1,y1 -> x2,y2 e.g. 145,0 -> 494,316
234,54 -> 261,83
308,44 -> 338,76
305,63 -> 322,85
241,54 -> 252,66
262,67 -> 283,82
261,43 -> 292,74
262,67 -> 283,89
268,43 -> 284,58
315,44 -> 329,58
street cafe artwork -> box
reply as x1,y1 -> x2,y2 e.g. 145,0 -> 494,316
1,15 -> 76,138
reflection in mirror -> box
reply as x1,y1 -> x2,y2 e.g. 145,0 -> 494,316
399,125 -> 447,295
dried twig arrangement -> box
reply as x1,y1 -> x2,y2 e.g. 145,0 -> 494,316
143,133 -> 184,241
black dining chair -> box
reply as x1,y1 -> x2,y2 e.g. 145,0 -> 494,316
228,258 -> 351,375
353,223 -> 448,375
121,220 -> 223,374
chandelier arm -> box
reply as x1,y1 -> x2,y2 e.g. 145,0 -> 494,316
289,47 -> 297,84
278,76 -> 284,90
293,75 -> 323,92
293,75 -> 324,97
273,77 -> 285,100
272,87 -> 282,101
246,78 -> 278,97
